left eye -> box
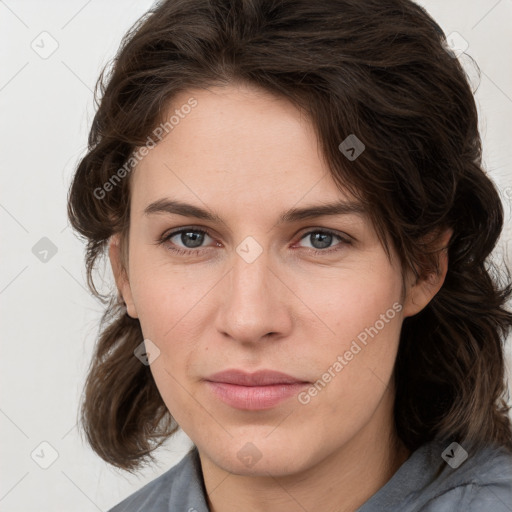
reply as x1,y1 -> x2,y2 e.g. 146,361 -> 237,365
297,230 -> 347,251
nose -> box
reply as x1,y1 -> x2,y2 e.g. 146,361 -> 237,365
214,246 -> 293,345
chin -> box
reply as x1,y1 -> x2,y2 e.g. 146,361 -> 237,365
202,433 -> 318,477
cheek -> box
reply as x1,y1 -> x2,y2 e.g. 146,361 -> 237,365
130,256 -> 213,338
295,262 -> 403,403
130,269 -> 203,423
295,258 -> 403,347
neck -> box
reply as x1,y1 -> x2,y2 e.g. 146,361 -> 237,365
198,388 -> 411,512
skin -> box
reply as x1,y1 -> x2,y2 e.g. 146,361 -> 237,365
109,83 -> 451,512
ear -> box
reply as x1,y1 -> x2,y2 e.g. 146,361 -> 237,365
109,234 -> 138,319
402,228 -> 453,318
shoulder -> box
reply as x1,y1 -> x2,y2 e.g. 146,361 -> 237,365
418,442 -> 512,512
107,447 -> 209,512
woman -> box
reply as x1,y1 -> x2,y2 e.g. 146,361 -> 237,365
67,0 -> 512,510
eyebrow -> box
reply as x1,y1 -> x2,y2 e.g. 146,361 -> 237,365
143,198 -> 366,225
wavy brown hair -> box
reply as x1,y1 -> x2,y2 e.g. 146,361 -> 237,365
67,0 -> 512,472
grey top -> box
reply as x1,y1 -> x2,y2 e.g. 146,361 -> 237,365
108,438 -> 512,511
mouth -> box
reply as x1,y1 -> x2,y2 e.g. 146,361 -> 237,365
204,369 -> 310,410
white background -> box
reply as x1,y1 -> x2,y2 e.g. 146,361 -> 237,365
1,1 -> 511,510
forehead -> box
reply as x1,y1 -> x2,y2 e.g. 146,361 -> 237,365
130,83 -> 357,214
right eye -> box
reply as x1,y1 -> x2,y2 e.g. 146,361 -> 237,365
159,227 -> 219,255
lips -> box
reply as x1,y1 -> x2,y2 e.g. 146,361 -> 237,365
204,369 -> 310,410
205,369 -> 308,386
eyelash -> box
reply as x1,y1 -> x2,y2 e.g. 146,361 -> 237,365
157,226 -> 352,257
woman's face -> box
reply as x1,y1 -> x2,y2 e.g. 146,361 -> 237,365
114,83 -> 426,476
